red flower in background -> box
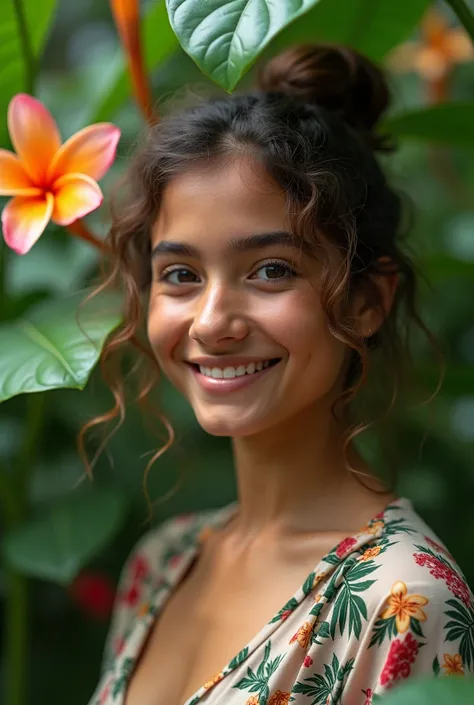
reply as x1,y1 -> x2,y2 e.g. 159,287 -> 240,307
69,571 -> 116,620
380,633 -> 419,688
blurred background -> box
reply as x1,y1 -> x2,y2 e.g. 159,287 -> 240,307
1,1 -> 474,703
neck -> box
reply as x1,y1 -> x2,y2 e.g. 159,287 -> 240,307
230,405 -> 392,538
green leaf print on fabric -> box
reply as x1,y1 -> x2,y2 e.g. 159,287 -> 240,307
112,658 -> 134,700
270,598 -> 300,624
234,641 -> 285,705
369,614 -> 426,647
291,653 -> 354,704
444,598 -> 474,670
228,646 -> 250,669
312,620 -> 330,646
432,655 -> 441,676
328,560 -> 379,640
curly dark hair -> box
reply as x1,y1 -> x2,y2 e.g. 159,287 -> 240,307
81,43 -> 441,499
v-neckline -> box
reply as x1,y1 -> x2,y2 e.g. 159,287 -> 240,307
115,498 -> 401,705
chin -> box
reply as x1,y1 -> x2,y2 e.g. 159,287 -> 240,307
193,410 -> 270,438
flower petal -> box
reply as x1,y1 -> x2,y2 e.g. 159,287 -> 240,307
48,124 -> 121,182
391,581 -> 407,598
8,94 -> 61,186
51,173 -> 103,225
2,194 -> 54,254
0,149 -> 41,196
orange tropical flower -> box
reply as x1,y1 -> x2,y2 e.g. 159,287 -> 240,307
203,672 -> 224,690
289,621 -> 313,648
0,93 -> 120,254
381,581 -> 428,633
359,546 -> 382,562
268,690 -> 292,705
442,653 -> 464,676
245,697 -> 260,705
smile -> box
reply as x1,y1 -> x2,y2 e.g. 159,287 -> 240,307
187,359 -> 281,393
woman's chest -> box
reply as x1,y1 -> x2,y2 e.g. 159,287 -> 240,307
123,550 -> 323,705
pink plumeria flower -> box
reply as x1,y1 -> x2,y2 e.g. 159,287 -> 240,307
0,94 -> 120,254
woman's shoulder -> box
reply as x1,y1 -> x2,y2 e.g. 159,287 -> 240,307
354,497 -> 472,609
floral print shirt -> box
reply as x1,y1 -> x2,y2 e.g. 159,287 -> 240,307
88,497 -> 474,705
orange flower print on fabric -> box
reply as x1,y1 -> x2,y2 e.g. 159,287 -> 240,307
245,697 -> 260,705
268,690 -> 291,705
290,622 -> 313,648
442,653 -> 464,675
203,672 -> 224,690
381,581 -> 428,633
359,546 -> 382,562
359,520 -> 385,536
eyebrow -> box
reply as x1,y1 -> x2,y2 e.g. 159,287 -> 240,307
150,230 -> 304,259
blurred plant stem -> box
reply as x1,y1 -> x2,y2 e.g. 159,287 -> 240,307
445,0 -> 474,45
109,0 -> 155,123
11,0 -> 36,95
1,393 -> 45,705
67,219 -> 109,252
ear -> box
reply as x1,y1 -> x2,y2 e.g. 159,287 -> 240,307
351,258 -> 399,338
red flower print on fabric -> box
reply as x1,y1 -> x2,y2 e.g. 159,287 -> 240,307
424,536 -> 454,560
362,688 -> 373,705
380,633 -> 419,688
336,537 -> 358,558
131,554 -> 149,581
123,584 -> 140,607
414,552 -> 471,606
304,655 -> 313,667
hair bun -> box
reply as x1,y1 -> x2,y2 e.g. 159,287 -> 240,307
258,43 -> 392,151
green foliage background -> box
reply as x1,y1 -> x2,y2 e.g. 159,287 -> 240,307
1,1 -> 474,704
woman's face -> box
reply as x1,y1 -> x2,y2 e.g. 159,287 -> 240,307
147,155 -> 352,438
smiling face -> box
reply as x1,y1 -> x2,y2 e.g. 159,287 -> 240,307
147,155 -> 353,438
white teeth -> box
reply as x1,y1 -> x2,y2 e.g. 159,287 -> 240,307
198,360 -> 275,379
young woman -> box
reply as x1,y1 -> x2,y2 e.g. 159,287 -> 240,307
88,44 -> 473,705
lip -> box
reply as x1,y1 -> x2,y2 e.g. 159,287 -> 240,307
187,360 -> 281,394
187,356 -> 279,367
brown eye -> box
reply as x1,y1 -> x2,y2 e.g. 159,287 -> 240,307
252,261 -> 298,282
160,267 -> 199,284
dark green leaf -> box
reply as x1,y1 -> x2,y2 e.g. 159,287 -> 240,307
2,488 -> 128,584
384,104 -> 474,148
165,0 -> 323,92
0,0 -> 57,142
268,0 -> 430,62
0,290 -> 122,403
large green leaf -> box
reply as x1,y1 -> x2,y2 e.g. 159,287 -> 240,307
0,290 -> 122,403
375,676 -> 474,704
0,0 -> 57,143
2,488 -> 128,584
90,0 -> 179,123
384,104 -> 474,147
267,0 -> 430,63
165,0 -> 430,93
165,0 -> 323,92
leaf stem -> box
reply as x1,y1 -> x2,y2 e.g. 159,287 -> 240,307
1,393 -> 45,705
444,0 -> 474,46
66,219 -> 109,252
12,0 -> 36,95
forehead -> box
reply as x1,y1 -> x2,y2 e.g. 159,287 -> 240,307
152,156 -> 289,244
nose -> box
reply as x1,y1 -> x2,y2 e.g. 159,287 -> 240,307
189,280 -> 249,347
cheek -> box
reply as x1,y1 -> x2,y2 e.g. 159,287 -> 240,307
146,296 -> 185,371
274,295 -> 346,386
